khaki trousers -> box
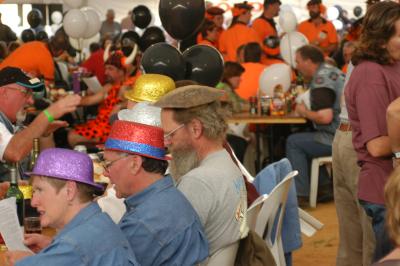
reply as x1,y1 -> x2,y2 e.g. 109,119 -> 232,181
333,129 -> 375,266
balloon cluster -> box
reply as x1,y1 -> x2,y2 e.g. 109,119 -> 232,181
139,0 -> 224,86
64,7 -> 101,39
141,43 -> 223,87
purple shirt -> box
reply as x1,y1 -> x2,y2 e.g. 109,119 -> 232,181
345,60 -> 400,204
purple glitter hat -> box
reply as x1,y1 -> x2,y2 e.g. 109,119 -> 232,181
25,148 -> 103,190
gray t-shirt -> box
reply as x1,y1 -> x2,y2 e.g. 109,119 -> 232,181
177,149 -> 248,255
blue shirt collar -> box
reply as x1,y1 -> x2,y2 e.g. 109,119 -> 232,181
124,175 -> 174,212
57,202 -> 100,239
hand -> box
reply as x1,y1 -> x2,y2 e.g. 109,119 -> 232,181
46,94 -> 81,120
43,120 -> 69,137
0,182 -> 9,199
295,103 -> 308,117
24,234 -> 52,253
5,250 -> 33,265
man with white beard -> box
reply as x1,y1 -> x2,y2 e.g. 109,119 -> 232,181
155,85 -> 248,255
0,67 -> 80,182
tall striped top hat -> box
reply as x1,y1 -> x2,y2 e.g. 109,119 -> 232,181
105,120 -> 168,160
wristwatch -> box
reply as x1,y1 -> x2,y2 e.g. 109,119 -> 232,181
392,151 -> 400,159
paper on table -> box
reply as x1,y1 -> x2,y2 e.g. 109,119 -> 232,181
82,76 -> 103,93
0,197 -> 30,251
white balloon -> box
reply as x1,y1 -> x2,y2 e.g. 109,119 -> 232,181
51,11 -> 63,25
64,0 -> 83,9
279,11 -> 297,33
280,31 -> 309,68
327,7 -> 340,21
333,20 -> 344,31
81,7 -> 101,39
280,4 -> 293,13
63,9 -> 88,39
51,24 -> 61,34
259,63 -> 292,97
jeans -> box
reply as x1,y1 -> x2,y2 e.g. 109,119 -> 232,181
286,132 -> 332,197
359,200 -> 393,262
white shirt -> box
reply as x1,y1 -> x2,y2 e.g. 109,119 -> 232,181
0,122 -> 13,160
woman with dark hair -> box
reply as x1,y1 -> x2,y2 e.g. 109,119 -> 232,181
218,61 -> 249,163
345,1 -> 400,261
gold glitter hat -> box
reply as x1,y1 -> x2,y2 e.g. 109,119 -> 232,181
124,74 -> 175,103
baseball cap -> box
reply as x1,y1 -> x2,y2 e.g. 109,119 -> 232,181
0,67 -> 43,91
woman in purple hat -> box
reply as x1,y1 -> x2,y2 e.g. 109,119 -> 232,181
5,148 -> 139,266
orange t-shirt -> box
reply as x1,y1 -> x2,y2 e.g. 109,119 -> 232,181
198,39 -> 217,48
218,23 -> 261,62
252,16 -> 280,62
342,63 -> 348,74
236,62 -> 266,100
298,19 -> 338,55
0,41 -> 54,80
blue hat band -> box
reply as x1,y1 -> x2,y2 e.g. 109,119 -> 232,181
105,138 -> 165,159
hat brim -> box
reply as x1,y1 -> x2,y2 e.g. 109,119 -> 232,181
24,171 -> 105,190
105,147 -> 171,161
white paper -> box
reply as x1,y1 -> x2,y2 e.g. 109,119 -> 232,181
82,76 -> 103,93
295,90 -> 311,109
0,197 -> 30,251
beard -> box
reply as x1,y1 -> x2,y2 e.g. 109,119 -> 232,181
309,11 -> 320,19
15,109 -> 27,125
169,144 -> 199,182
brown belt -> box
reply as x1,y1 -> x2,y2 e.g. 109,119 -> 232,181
339,122 -> 352,131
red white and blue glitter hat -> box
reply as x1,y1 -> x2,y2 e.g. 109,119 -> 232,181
105,120 -> 169,161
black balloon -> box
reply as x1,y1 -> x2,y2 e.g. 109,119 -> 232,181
183,45 -> 224,87
264,36 -> 280,49
141,43 -> 186,81
353,6 -> 363,17
139,26 -> 165,52
131,5 -> 152,29
159,0 -> 205,40
36,31 -> 48,41
21,29 -> 36,43
27,9 -> 43,29
121,31 -> 140,56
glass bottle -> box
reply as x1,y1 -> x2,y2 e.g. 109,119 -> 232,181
19,184 -> 39,218
29,138 -> 40,171
6,164 -> 25,226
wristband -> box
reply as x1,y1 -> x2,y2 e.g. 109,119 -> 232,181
43,109 -> 54,123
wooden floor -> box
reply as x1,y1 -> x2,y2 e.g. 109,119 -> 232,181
293,201 -> 339,266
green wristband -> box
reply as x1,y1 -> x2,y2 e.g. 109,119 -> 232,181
43,109 -> 54,123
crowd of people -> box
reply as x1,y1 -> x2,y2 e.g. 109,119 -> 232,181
0,0 -> 400,265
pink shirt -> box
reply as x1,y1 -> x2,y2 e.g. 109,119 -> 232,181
345,60 -> 400,204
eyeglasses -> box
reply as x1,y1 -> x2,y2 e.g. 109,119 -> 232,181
6,86 -> 33,98
164,124 -> 185,140
100,153 -> 130,172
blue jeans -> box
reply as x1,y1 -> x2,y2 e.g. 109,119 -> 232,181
359,200 -> 393,262
286,132 -> 332,197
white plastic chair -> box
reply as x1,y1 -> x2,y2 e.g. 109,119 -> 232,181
206,241 -> 240,266
253,171 -> 298,266
247,194 -> 269,231
309,156 -> 333,208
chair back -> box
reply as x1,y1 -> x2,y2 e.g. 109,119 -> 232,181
206,241 -> 240,266
254,171 -> 297,266
247,194 -> 268,231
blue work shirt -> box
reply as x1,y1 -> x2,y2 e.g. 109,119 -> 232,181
119,175 -> 209,266
17,202 -> 139,266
